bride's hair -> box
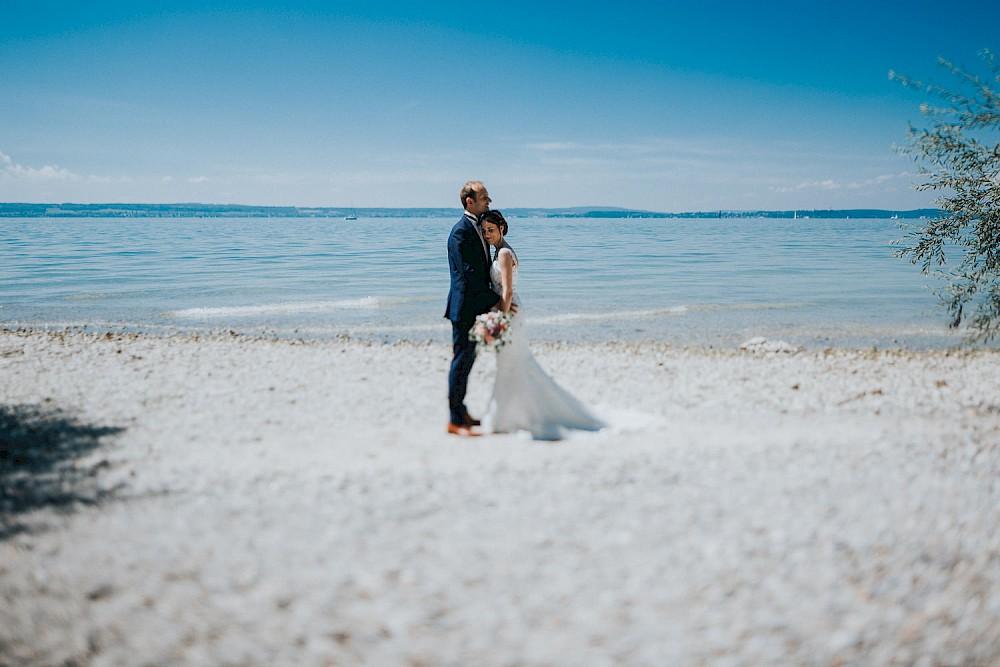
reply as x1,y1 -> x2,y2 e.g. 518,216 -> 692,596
481,209 -> 508,236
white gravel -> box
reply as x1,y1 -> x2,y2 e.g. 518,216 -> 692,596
1,328 -> 998,666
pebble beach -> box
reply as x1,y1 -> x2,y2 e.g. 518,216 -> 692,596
1,327 -> 998,666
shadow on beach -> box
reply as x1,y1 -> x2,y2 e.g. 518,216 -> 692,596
0,403 -> 125,539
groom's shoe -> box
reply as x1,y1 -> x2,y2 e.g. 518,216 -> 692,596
447,422 -> 481,437
461,411 -> 481,427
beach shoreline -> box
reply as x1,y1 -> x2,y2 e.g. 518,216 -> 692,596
1,327 -> 998,665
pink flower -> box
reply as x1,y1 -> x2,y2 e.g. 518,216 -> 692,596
469,311 -> 514,350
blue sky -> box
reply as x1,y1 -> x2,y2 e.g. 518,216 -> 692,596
1,1 -> 997,210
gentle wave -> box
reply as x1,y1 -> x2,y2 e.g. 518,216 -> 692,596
66,293 -> 116,301
531,306 -> 689,324
165,300 -> 812,326
168,297 -> 389,318
530,301 -> 809,325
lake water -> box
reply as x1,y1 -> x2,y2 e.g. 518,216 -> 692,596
0,215 -> 976,348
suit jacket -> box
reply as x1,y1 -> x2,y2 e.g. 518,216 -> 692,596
444,214 -> 497,325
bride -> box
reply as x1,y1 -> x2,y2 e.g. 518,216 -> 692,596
479,210 -> 606,440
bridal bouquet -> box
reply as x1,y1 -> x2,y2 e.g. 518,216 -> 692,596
469,311 -> 514,350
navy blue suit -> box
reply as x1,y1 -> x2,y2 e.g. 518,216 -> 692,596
445,213 -> 499,424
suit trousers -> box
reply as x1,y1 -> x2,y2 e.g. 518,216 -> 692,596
448,319 -> 477,424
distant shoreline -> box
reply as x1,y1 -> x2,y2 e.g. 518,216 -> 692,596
0,202 -> 940,219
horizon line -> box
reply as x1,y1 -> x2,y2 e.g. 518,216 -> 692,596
0,202 -> 941,215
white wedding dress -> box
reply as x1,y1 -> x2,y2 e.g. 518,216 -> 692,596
485,252 -> 606,440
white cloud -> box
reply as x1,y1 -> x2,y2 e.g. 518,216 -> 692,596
87,174 -> 133,184
770,179 -> 842,193
526,138 -> 731,158
539,157 -> 608,168
522,139 -> 723,182
0,149 -> 80,181
526,141 -> 584,151
847,171 -> 912,190
188,176 -> 209,184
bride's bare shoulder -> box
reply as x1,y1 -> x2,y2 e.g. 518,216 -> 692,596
498,246 -> 518,265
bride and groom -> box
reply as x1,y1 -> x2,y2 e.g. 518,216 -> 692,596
445,180 -> 605,440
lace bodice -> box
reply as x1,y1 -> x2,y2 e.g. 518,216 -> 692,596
489,255 -> 518,303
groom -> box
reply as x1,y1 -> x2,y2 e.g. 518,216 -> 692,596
445,181 -> 508,436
